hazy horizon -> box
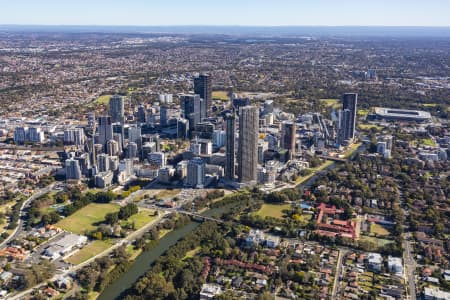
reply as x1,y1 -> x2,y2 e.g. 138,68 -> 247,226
1,0 -> 450,27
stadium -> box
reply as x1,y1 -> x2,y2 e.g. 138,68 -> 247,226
374,107 -> 431,122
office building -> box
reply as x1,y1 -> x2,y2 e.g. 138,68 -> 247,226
158,93 -> 173,104
258,140 -> 268,164
95,171 -> 114,188
148,152 -> 166,168
338,93 -> 358,144
87,112 -> 96,129
263,100 -> 274,115
109,95 -> 124,123
177,118 -> 189,139
97,116 -> 113,151
194,74 -> 212,117
65,159 -> 82,180
128,125 -> 142,146
127,142 -> 138,159
180,94 -> 201,135
192,122 -> 215,139
212,130 -> 226,148
137,104 -> 147,123
281,121 -> 296,160
238,106 -> 259,183
186,157 -> 205,188
224,113 -> 236,180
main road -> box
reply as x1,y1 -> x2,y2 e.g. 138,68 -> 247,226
404,233 -> 417,300
0,183 -> 56,249
331,248 -> 347,300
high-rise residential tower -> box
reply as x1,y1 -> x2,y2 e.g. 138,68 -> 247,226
65,158 -> 82,180
338,93 -> 358,144
186,157 -> 205,188
224,113 -> 236,180
194,74 -> 212,118
109,95 -> 125,123
98,116 -> 113,151
180,94 -> 201,136
281,121 -> 296,160
238,106 -> 259,183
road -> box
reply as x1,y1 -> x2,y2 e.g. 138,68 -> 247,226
9,210 -> 167,300
0,184 -> 56,249
331,248 -> 347,300
404,233 -> 417,300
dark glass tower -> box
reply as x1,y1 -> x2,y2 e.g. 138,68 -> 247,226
238,106 -> 259,183
224,113 -> 235,180
194,74 -> 212,118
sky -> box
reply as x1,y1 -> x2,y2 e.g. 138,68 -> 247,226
1,0 -> 449,27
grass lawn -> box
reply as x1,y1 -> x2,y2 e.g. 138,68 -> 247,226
126,244 -> 142,261
358,109 -> 370,116
156,189 -> 180,199
358,123 -> 383,130
94,94 -> 112,105
183,246 -> 201,260
0,201 -> 14,214
88,291 -> 100,300
212,91 -> 229,101
255,203 -> 291,219
343,143 -> 362,159
121,209 -> 157,229
423,103 -> 437,107
66,240 -> 113,265
360,236 -> 393,248
370,223 -> 390,236
320,99 -> 340,108
56,203 -> 120,234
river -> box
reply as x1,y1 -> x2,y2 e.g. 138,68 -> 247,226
98,206 -> 226,300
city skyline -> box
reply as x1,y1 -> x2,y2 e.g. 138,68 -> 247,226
1,0 -> 450,27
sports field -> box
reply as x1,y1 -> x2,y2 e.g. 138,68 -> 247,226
55,203 -> 120,234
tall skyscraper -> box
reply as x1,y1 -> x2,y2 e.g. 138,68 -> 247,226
128,125 -> 142,146
186,157 -> 205,188
98,116 -> 113,151
281,121 -> 296,160
194,74 -> 212,117
224,113 -> 236,180
180,94 -> 201,135
238,106 -> 259,183
109,95 -> 124,123
338,93 -> 358,144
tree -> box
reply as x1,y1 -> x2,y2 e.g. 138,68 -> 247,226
105,212 -> 119,225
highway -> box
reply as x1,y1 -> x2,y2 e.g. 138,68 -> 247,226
0,184 -> 56,249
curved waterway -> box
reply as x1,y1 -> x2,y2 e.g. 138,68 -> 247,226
98,206 -> 225,300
